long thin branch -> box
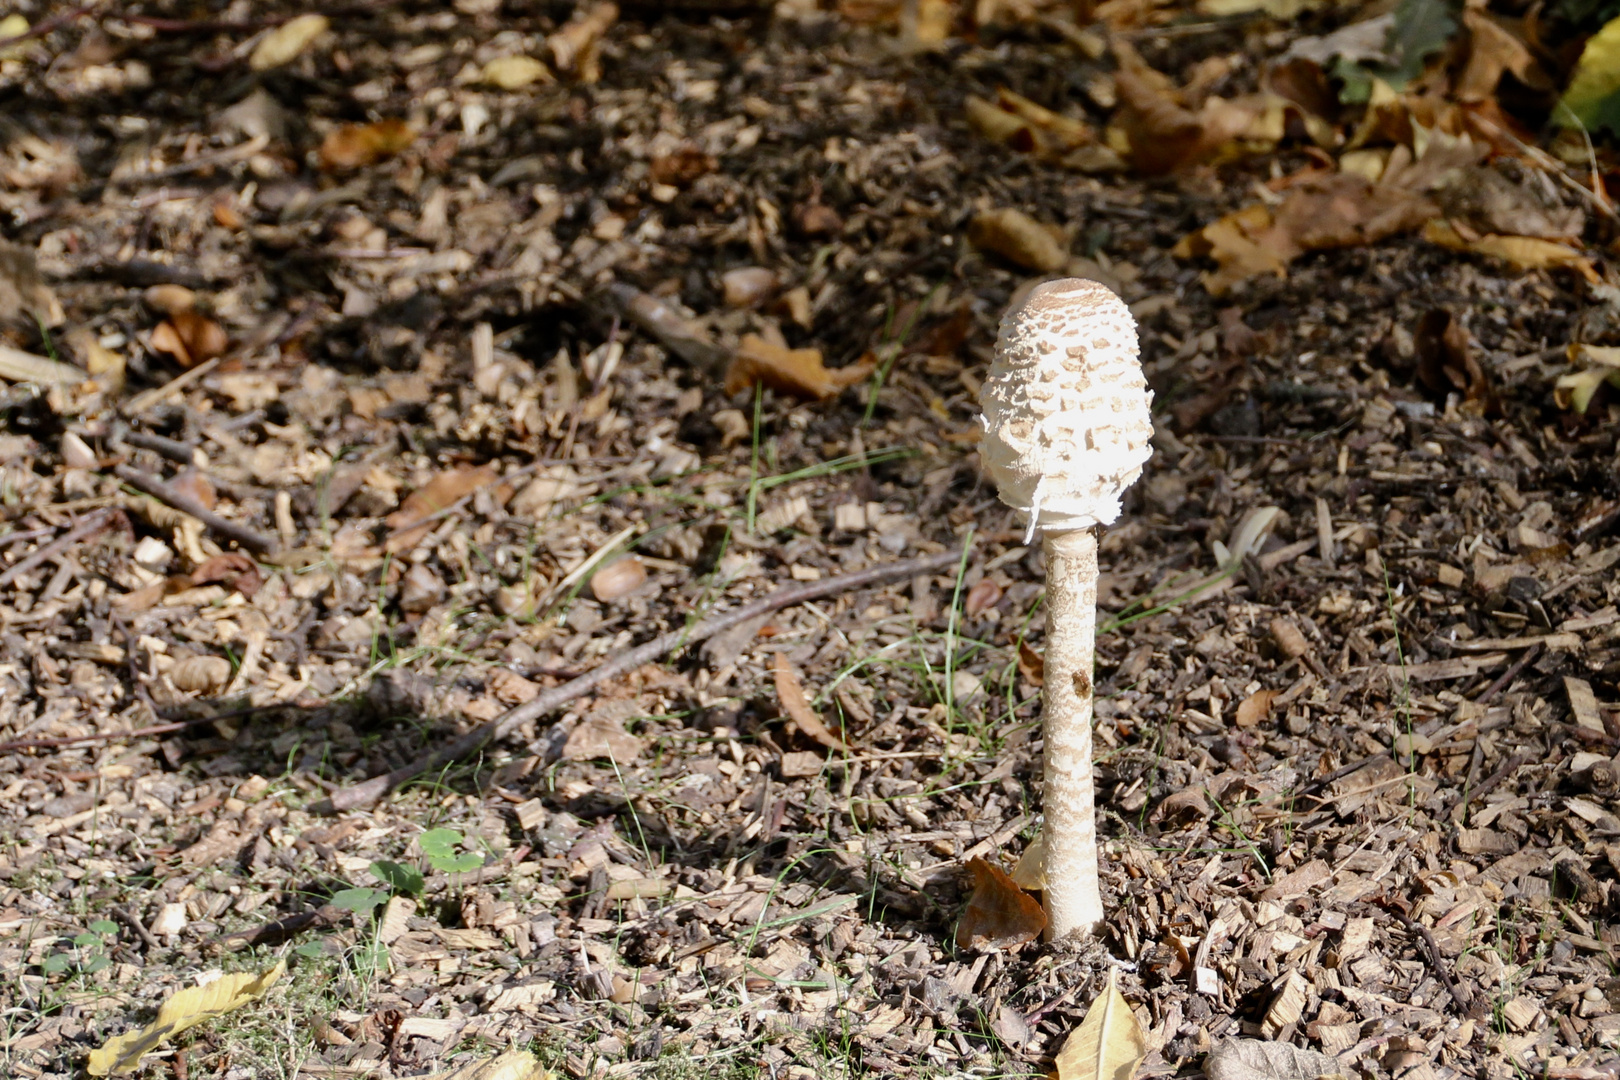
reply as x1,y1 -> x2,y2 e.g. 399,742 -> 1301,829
0,509 -> 117,587
112,464 -> 276,553
314,547 -> 966,814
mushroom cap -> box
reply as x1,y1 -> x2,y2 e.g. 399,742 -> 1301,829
978,278 -> 1154,534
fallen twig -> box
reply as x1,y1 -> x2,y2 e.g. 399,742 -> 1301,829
313,546 -> 967,813
112,464 -> 277,553
1376,898 -> 1473,1012
0,508 -> 119,588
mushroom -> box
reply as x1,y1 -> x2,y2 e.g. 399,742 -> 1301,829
978,278 -> 1154,938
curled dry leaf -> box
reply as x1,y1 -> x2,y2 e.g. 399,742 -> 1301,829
249,14 -> 329,71
549,0 -> 618,74
1203,1037 -> 1345,1080
171,655 -> 233,694
956,856 -> 1047,950
189,553 -> 262,598
590,556 -> 647,602
1017,639 -> 1045,686
774,653 -> 849,751
483,55 -> 552,90
723,334 -> 874,401
150,311 -> 228,368
964,577 -> 1002,616
1150,785 -> 1213,827
1557,344 -> 1620,414
320,119 -> 415,171
1234,688 -> 1278,728
1413,308 -> 1497,412
1011,831 -> 1045,889
968,208 -> 1068,272
1054,969 -> 1150,1080
1270,617 -> 1310,659
385,465 -> 498,553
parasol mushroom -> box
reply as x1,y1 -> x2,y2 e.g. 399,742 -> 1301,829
978,278 -> 1154,938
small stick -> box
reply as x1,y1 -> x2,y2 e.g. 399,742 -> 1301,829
112,464 -> 276,553
314,547 -> 966,813
1475,643 -> 1540,704
1378,899 -> 1472,1011
0,509 -> 117,587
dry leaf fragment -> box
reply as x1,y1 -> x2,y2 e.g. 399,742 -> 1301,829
1054,969 -> 1150,1080
1270,617 -> 1310,658
0,239 -> 63,327
149,311 -> 228,368
774,653 -> 849,751
320,119 -> 415,171
590,556 -> 647,601
385,466 -> 497,553
1017,639 -> 1045,686
956,856 -> 1047,950
549,1 -> 617,75
250,14 -> 329,71
189,553 -> 262,598
1175,174 -> 1437,294
1011,832 -> 1046,889
414,1048 -> 552,1080
1234,688 -> 1278,728
483,55 -> 553,90
170,655 -> 233,694
88,961 -> 286,1075
1203,1037 -> 1345,1080
969,208 -> 1068,271
1422,220 -> 1598,282
723,334 -> 874,401
561,715 -> 644,762
1557,344 -> 1620,414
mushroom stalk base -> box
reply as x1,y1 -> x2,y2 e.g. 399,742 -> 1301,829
1040,527 -> 1104,939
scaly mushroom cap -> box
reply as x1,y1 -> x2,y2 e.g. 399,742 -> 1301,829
979,278 -> 1154,536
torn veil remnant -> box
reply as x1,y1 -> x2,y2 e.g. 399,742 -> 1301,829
978,278 -> 1154,939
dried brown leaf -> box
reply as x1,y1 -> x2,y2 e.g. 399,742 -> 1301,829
774,653 -> 848,751
1017,639 -> 1044,686
385,466 -> 498,554
1234,688 -> 1278,728
723,335 -> 873,401
956,856 -> 1046,950
968,208 -> 1067,272
190,553 -> 262,598
320,119 -> 415,171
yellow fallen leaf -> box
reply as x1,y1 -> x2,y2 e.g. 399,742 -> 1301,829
1055,969 -> 1150,1080
1557,344 -> 1620,413
88,961 -> 285,1076
415,1048 -> 552,1080
484,55 -> 553,90
1422,220 -> 1598,282
250,14 -> 329,71
1011,830 -> 1046,889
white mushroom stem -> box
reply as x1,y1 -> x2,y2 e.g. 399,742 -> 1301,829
1041,527 -> 1104,937
976,277 -> 1154,941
